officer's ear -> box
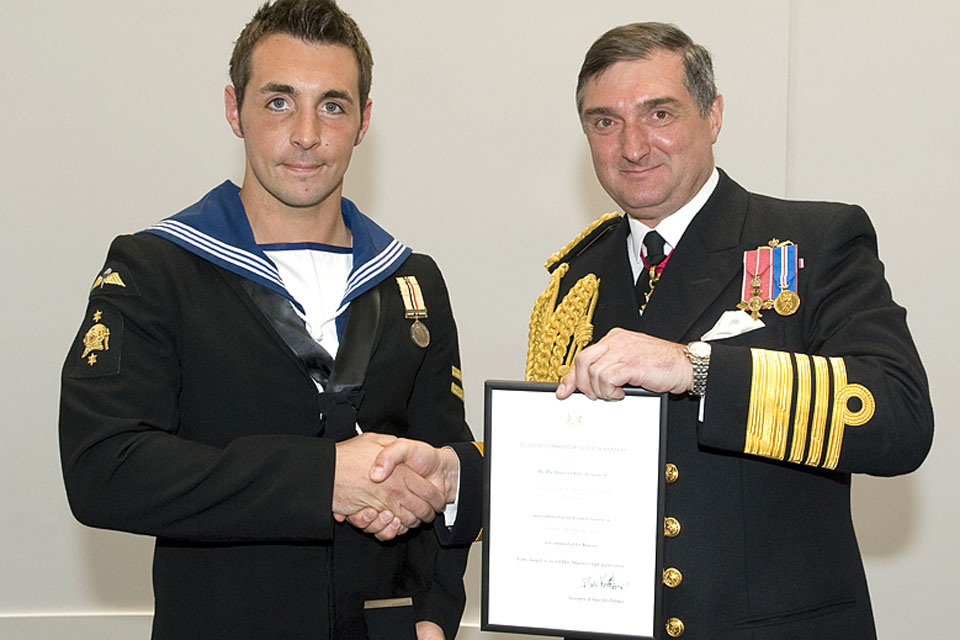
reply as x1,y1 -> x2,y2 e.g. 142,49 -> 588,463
707,93 -> 723,142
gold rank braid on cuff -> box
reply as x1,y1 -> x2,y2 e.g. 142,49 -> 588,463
744,348 -> 876,470
525,263 -> 601,382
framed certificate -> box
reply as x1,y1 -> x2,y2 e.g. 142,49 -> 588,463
481,381 -> 666,639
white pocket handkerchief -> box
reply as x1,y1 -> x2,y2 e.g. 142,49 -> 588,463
701,310 -> 765,341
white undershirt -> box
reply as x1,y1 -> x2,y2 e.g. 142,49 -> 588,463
263,245 -> 352,359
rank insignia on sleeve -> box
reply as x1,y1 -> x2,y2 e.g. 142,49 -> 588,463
744,350 -> 874,470
450,365 -> 465,401
70,305 -> 123,378
395,275 -> 430,348
736,239 -> 802,320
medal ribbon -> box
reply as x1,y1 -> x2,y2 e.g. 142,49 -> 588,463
641,249 -> 674,275
395,276 -> 428,319
774,244 -> 797,293
741,247 -> 774,302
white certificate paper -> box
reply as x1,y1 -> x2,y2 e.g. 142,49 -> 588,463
482,382 -> 665,639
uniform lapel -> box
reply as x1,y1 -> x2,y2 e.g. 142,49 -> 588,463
218,269 -> 315,374
638,171 -> 750,342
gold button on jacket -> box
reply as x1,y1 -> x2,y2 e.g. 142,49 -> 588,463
665,463 -> 679,483
665,617 -> 685,637
663,567 -> 683,588
664,516 -> 681,538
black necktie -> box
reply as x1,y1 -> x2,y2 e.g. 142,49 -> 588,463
635,230 -> 667,309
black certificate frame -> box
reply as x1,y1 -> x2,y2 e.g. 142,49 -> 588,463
481,380 -> 667,640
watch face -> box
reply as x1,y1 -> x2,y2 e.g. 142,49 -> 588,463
689,342 -> 711,359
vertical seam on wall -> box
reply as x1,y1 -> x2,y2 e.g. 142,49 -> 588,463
785,0 -> 799,198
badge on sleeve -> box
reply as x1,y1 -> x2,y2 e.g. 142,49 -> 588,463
451,365 -> 464,402
69,305 -> 123,378
91,267 -> 126,291
89,263 -> 140,298
737,239 -> 802,320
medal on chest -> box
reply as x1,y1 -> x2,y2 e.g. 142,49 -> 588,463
395,275 -> 430,348
736,239 -> 802,320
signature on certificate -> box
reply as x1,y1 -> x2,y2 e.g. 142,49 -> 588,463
580,574 -> 625,591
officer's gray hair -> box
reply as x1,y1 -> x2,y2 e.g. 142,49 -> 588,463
576,22 -> 717,118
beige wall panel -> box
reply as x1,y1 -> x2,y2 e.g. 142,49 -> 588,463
789,2 -> 957,638
17,2 -> 954,640
0,0 -> 262,615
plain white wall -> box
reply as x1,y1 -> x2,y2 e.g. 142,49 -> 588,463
0,1 -> 955,638
788,2 -> 959,636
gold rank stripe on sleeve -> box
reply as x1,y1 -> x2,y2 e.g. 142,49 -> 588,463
744,349 -> 793,460
788,353 -> 812,463
824,358 -> 876,470
805,356 -> 831,467
744,348 -> 876,469
450,366 -> 464,401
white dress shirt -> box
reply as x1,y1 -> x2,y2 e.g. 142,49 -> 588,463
626,168 -> 720,286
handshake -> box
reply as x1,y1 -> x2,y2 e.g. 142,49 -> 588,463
332,433 -> 462,541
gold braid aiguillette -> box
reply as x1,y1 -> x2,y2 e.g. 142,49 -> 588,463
525,263 -> 600,383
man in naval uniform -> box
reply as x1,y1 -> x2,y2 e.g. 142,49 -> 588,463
58,2 -> 471,639
523,22 -> 933,640
307,17 -> 935,639
354,19 -> 935,640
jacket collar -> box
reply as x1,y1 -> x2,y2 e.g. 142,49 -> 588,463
142,181 -> 411,318
565,169 -> 749,343
637,168 -> 750,341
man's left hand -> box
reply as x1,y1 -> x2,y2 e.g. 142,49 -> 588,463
556,327 -> 693,399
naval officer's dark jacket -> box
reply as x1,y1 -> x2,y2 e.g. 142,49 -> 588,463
520,170 -> 933,639
59,182 -> 472,639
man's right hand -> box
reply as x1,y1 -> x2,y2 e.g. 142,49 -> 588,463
556,327 -> 693,400
331,433 -> 447,529
341,438 -> 462,541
